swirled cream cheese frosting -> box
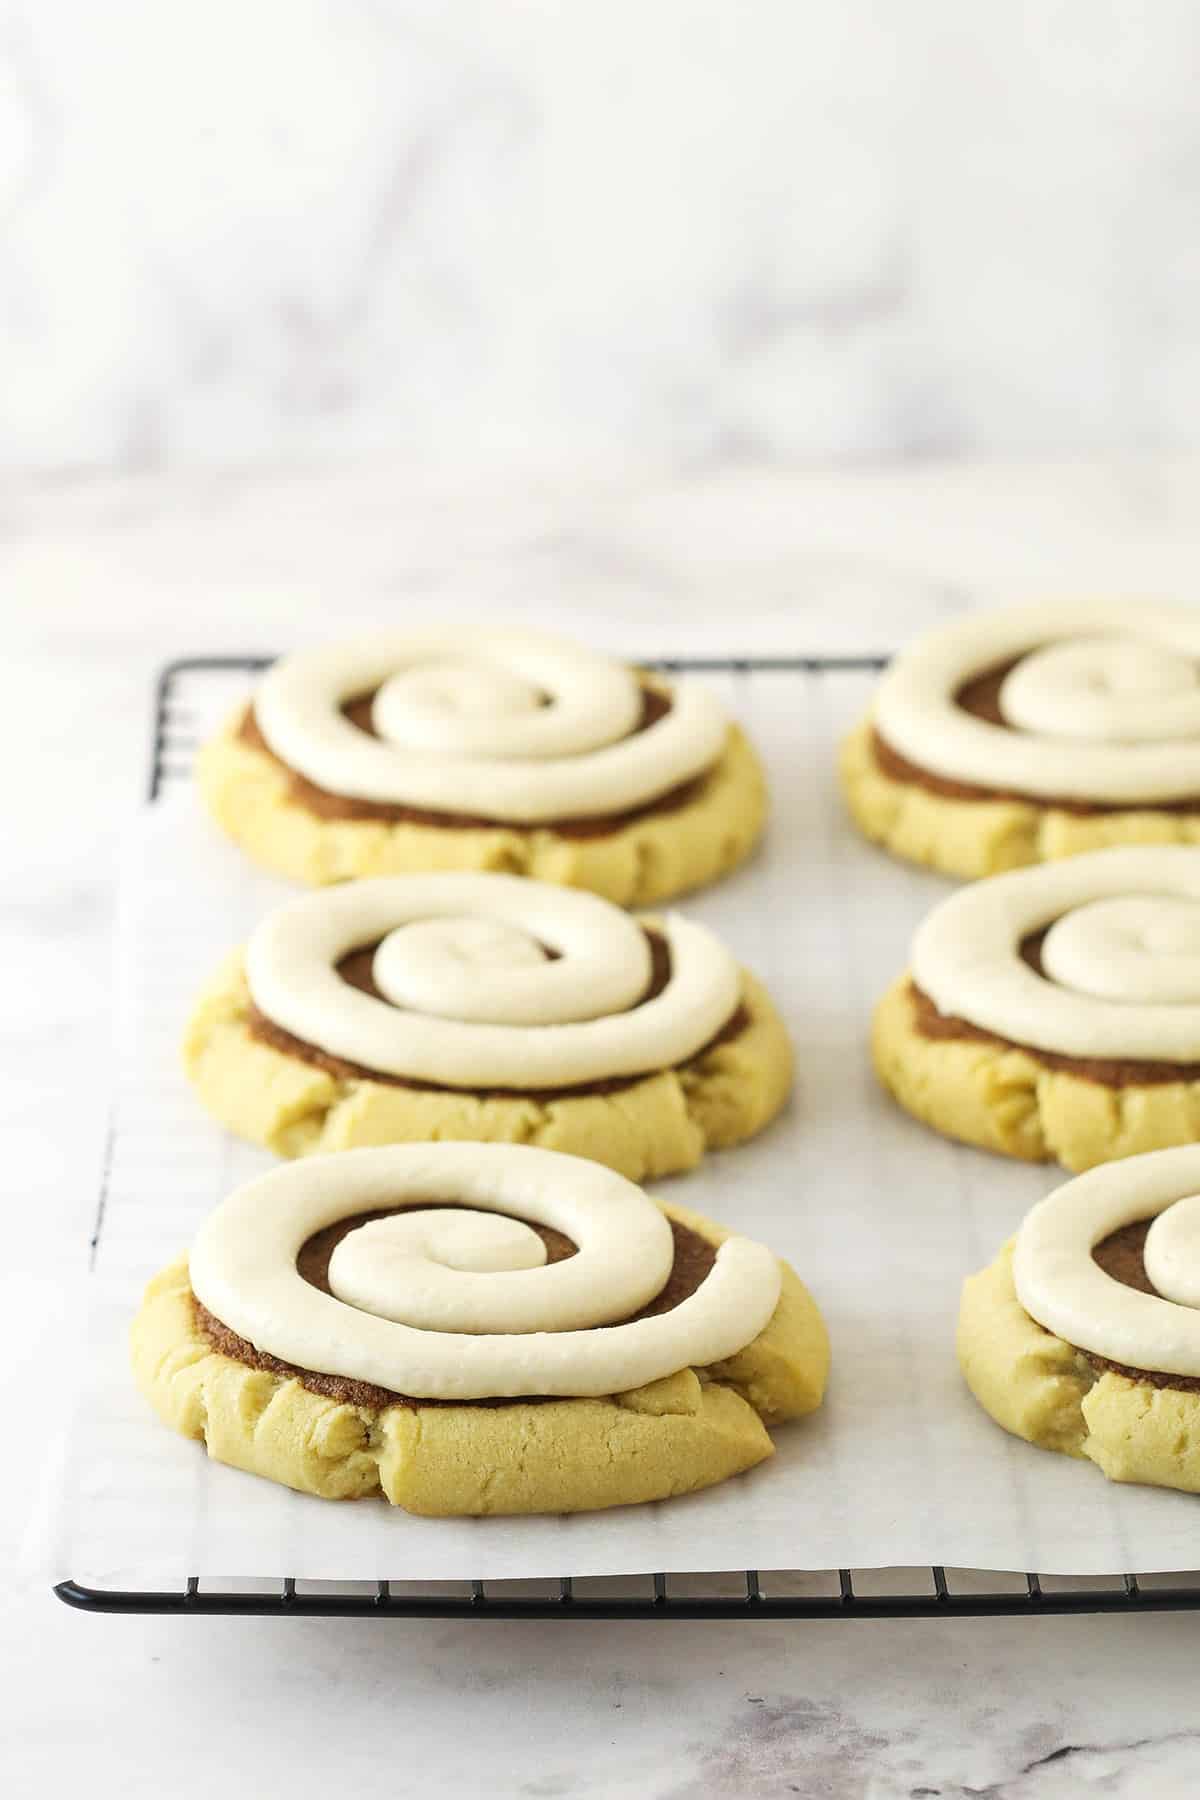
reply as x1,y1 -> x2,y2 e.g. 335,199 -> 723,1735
876,601 -> 1200,805
911,847 -> 1200,1063
244,873 -> 741,1090
131,1144 -> 830,1514
254,628 -> 728,822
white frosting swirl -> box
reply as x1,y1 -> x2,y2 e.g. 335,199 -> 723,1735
253,628 -> 729,822
188,1144 -> 783,1399
911,847 -> 1200,1061
245,872 -> 742,1089
1013,1146 -> 1200,1377
874,601 -> 1200,802
1040,897 -> 1200,1005
1143,1195 -> 1200,1311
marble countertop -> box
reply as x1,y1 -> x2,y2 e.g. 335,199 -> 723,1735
7,455 -> 1200,1798
9,4 -> 1200,471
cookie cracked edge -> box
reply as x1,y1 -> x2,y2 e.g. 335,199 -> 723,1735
840,715 -> 1200,881
872,973 -> 1200,1174
959,1239 -> 1200,1494
183,952 -> 795,1182
199,712 -> 767,904
130,1198 -> 830,1516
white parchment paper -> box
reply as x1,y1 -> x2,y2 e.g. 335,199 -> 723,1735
42,662 -> 1200,1585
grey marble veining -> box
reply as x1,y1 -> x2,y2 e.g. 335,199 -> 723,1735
12,1608 -> 1200,1797
6,3 -> 1200,471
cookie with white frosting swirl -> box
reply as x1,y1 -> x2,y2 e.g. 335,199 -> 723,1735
873,847 -> 1200,1172
199,627 -> 766,903
184,872 -> 793,1178
130,1144 -> 829,1515
959,1145 -> 1200,1494
841,600 -> 1200,879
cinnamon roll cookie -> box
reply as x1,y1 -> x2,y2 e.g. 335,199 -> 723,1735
960,1146 -> 1200,1494
132,1144 -> 829,1514
200,627 -> 766,902
873,847 -> 1200,1172
184,873 -> 792,1179
841,601 -> 1200,878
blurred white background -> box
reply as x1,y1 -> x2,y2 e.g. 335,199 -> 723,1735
5,0 -> 1200,471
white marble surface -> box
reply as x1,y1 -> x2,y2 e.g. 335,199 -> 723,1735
8,456 -> 1200,1795
7,3 -> 1200,470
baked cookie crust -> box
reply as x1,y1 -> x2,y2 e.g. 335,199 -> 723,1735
871,974 -> 1200,1173
959,1240 -> 1200,1493
184,951 -> 794,1180
840,717 -> 1200,882
130,1200 -> 830,1516
199,713 -> 767,904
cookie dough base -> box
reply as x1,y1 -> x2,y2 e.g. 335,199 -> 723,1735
199,715 -> 767,905
183,952 -> 793,1181
959,1241 -> 1200,1493
839,716 -> 1200,880
130,1201 -> 829,1516
872,975 -> 1200,1173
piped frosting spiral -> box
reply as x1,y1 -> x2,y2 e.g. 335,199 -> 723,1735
188,1144 -> 783,1399
253,628 -> 729,822
245,872 -> 742,1089
1014,1145 -> 1200,1377
911,847 -> 1200,1062
874,601 -> 1200,802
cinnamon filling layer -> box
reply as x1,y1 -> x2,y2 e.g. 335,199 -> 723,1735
1082,1220 -> 1200,1393
871,655 -> 1200,815
909,928 -> 1200,1088
238,682 -> 714,836
193,1207 -> 718,1409
246,926 -> 749,1099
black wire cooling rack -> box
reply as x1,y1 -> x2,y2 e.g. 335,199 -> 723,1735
55,652 -> 1200,1620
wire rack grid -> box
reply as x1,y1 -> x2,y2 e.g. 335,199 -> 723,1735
56,653 -> 1200,1619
